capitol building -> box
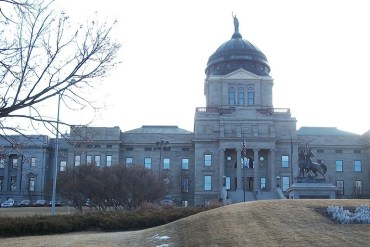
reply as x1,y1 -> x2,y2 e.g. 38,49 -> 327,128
1,18 -> 369,206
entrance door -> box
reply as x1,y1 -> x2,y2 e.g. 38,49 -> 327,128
248,177 -> 254,191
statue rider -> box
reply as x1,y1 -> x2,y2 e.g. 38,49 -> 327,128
305,147 -> 314,170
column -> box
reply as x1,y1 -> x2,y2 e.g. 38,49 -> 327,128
270,149 -> 276,190
253,149 -> 259,191
219,149 -> 225,187
236,149 -> 242,189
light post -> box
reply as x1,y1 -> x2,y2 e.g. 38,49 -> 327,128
276,176 -> 281,188
153,140 -> 169,178
51,94 -> 62,215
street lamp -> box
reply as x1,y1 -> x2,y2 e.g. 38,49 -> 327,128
276,176 -> 281,188
153,140 -> 169,178
51,93 -> 62,215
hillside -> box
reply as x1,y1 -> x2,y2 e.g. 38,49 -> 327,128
2,199 -> 370,246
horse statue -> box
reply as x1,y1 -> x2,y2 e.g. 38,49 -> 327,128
298,147 -> 327,179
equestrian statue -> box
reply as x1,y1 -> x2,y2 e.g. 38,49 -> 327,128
298,145 -> 327,180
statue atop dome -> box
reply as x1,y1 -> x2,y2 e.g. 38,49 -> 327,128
233,14 -> 239,32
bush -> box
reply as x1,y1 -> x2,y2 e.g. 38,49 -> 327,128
0,206 -> 218,237
327,204 -> 370,224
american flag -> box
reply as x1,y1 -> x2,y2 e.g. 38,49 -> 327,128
242,137 -> 247,157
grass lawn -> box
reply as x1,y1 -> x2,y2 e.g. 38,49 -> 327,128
1,199 -> 370,246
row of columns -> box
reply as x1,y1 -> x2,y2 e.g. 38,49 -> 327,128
219,148 -> 276,191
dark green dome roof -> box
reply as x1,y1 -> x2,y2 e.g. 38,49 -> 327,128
205,16 -> 270,77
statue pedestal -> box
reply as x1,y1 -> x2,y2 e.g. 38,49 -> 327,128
287,182 -> 338,199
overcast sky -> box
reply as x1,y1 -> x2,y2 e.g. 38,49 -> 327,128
52,0 -> 370,135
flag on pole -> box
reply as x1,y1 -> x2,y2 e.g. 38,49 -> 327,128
242,134 -> 248,168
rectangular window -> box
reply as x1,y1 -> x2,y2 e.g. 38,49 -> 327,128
0,159 -> 4,168
354,149 -> 361,154
204,154 -> 212,167
60,161 -> 67,172
86,155 -> 92,165
182,178 -> 189,193
94,155 -> 101,166
10,176 -> 16,191
126,147 -> 133,151
31,157 -> 36,167
0,176 -> 4,190
282,176 -> 290,192
182,158 -> 189,170
126,157 -> 133,165
336,160 -> 343,172
74,155 -> 81,166
144,147 -> 152,151
225,177 -> 231,190
182,147 -> 189,151
144,157 -> 151,169
354,160 -> 362,172
29,177 -> 35,191
260,177 -> 267,190
94,144 -> 101,148
106,155 -> 112,166
317,149 -> 324,153
355,180 -> 362,196
204,175 -> 212,191
336,180 -> 344,195
12,158 -> 18,169
335,149 -> 343,154
106,144 -> 113,148
163,158 -> 170,169
247,92 -> 254,105
281,155 -> 289,168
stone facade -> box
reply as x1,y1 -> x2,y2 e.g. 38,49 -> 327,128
0,19 -> 369,206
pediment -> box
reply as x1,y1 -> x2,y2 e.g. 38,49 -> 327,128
222,69 -> 262,80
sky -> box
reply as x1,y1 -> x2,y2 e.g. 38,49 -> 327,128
49,0 -> 370,135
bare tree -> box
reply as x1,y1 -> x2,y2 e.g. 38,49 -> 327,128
0,0 -> 121,136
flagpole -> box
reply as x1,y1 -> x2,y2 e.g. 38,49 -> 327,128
290,133 -> 294,185
242,132 -> 246,202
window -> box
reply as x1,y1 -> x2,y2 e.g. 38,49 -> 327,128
238,86 -> 244,105
354,149 -> 361,154
247,89 -> 254,105
336,160 -> 343,172
106,155 -> 112,166
260,177 -> 267,190
74,155 -> 81,166
182,178 -> 189,192
204,154 -> 212,167
204,175 -> 212,191
144,157 -> 151,169
86,145 -> 93,148
94,144 -> 101,148
163,158 -> 170,169
336,180 -> 344,195
281,155 -> 289,168
126,147 -> 133,151
354,160 -> 362,172
106,145 -> 113,148
355,180 -> 362,195
31,157 -> 36,167
225,177 -> 231,190
0,158 -> 4,168
60,161 -> 67,172
29,177 -> 35,191
126,157 -> 133,165
10,176 -> 16,191
282,176 -> 290,192
12,158 -> 18,169
86,155 -> 92,165
94,155 -> 101,166
317,149 -> 324,153
144,147 -> 152,151
182,158 -> 189,170
335,149 -> 343,154
0,176 -> 4,190
182,147 -> 189,151
228,86 -> 235,105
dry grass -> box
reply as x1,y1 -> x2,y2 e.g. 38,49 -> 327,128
2,199 -> 370,246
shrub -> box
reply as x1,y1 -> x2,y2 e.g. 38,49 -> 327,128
327,204 -> 370,224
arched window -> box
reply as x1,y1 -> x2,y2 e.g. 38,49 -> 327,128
228,86 -> 235,105
238,86 -> 244,105
247,85 -> 254,105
